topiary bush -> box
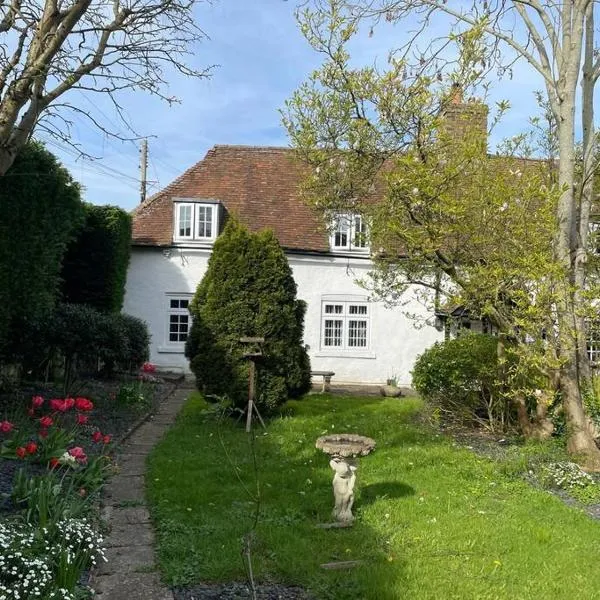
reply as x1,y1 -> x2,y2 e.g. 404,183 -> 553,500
61,204 -> 132,313
412,333 -> 509,429
185,219 -> 311,414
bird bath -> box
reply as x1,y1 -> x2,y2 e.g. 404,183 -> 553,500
315,434 -> 376,525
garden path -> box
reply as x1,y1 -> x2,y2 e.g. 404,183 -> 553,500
92,385 -> 191,600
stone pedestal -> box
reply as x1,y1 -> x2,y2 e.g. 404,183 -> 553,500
316,434 -> 376,525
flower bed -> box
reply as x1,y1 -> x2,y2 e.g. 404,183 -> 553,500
0,364 -> 175,598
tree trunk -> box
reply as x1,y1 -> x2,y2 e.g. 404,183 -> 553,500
551,47 -> 600,467
575,2 -> 596,383
0,147 -> 17,176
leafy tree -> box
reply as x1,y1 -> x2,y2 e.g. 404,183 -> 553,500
292,0 -> 600,469
0,0 -> 211,174
283,3 -> 578,444
0,141 -> 84,361
61,204 -> 132,313
185,219 -> 311,414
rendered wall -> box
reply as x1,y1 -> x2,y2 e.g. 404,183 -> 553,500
123,247 -> 443,384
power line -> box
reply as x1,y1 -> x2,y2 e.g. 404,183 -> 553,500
44,139 -> 139,183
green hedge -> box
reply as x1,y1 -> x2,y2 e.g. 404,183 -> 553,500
61,204 -> 132,313
0,142 -> 85,360
185,219 -> 311,413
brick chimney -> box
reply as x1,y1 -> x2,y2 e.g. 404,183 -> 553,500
440,83 -> 488,153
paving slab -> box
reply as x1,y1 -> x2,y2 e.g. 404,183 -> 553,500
107,522 -> 155,547
120,442 -> 160,454
94,572 -> 173,599
96,545 -> 157,576
102,505 -> 152,526
103,475 -> 146,504
132,423 -> 169,442
115,454 -> 148,477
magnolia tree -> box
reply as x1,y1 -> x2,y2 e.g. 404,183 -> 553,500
0,0 -> 210,174
282,0 -> 600,465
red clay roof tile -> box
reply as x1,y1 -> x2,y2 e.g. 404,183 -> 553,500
132,145 -> 329,252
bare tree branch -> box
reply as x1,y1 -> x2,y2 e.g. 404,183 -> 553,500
0,0 -> 212,174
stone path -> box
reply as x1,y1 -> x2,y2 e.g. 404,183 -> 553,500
93,386 -> 190,600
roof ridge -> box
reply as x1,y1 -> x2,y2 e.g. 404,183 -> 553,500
212,144 -> 292,152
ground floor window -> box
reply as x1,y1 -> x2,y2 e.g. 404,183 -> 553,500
588,321 -> 600,366
321,299 -> 369,350
166,295 -> 192,345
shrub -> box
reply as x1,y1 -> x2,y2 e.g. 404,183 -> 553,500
61,204 -> 132,313
21,304 -> 151,385
119,313 -> 151,370
186,219 -> 311,413
412,333 -> 509,430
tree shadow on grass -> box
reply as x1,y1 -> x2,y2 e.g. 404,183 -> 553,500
360,481 -> 415,506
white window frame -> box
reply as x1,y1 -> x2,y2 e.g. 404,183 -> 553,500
588,320 -> 600,366
165,294 -> 193,348
320,299 -> 370,351
173,201 -> 218,243
329,213 -> 369,253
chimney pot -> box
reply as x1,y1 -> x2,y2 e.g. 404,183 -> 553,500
450,82 -> 463,105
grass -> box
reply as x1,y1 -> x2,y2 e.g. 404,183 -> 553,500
146,392 -> 600,600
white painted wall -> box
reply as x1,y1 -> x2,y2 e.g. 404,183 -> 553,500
123,247 -> 444,384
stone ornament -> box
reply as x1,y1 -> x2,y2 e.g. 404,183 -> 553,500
316,434 -> 376,524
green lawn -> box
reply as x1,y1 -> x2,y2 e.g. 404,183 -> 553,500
146,393 -> 600,600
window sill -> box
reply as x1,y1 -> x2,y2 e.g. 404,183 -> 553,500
314,351 -> 376,359
172,238 -> 216,245
157,345 -> 186,354
329,248 -> 370,254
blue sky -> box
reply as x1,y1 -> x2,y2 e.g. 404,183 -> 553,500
37,0 -> 544,212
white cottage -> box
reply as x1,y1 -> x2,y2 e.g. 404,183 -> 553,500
123,144 -> 445,386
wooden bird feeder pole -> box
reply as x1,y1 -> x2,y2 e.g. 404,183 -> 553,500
240,337 -> 266,433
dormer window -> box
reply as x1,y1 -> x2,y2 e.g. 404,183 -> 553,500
330,213 -> 369,252
173,200 -> 220,243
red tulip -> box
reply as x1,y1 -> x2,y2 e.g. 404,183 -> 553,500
75,397 -> 94,412
142,362 -> 156,373
49,457 -> 60,469
64,397 -> 75,410
103,434 -> 111,445
25,442 -> 37,455
39,428 -> 49,439
27,408 -> 35,417
92,431 -> 103,443
31,396 -> 44,408
15,447 -> 26,459
76,414 -> 88,425
68,446 -> 87,464
50,399 -> 67,412
39,416 -> 53,428
0,420 -> 13,433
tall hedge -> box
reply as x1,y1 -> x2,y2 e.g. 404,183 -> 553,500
0,142 -> 84,359
61,204 -> 132,312
185,219 -> 311,413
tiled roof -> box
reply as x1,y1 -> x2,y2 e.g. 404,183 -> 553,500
131,145 -> 329,252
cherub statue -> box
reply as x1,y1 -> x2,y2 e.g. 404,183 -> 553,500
330,457 -> 357,523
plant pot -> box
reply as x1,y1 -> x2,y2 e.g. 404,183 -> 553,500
380,385 -> 402,398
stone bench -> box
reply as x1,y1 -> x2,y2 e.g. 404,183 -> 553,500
311,370 -> 335,393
